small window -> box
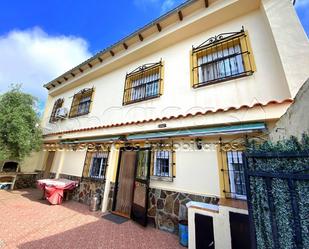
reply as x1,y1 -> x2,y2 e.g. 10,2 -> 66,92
123,62 -> 163,105
191,28 -> 255,88
152,150 -> 173,180
69,88 -> 94,118
226,151 -> 246,199
89,152 -> 108,179
82,149 -> 109,180
49,98 -> 64,123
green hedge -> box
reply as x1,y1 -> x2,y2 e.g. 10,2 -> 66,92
246,134 -> 309,249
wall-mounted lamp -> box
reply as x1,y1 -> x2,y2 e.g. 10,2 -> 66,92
195,138 -> 202,150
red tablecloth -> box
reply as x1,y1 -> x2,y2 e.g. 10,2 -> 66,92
37,179 -> 78,205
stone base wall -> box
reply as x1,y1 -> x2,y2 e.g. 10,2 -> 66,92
12,171 -> 44,189
148,188 -> 219,234
59,174 -> 105,209
14,174 -> 38,189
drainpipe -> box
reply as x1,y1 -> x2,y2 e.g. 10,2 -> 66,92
101,144 -> 115,212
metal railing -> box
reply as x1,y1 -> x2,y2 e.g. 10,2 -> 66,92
192,28 -> 254,88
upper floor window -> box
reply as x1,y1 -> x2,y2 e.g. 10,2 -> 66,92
123,61 -> 163,105
49,98 -> 64,123
191,27 -> 255,88
69,88 -> 94,118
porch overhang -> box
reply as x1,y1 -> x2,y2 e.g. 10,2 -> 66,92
58,122 -> 266,144
126,122 -> 266,141
60,136 -> 120,144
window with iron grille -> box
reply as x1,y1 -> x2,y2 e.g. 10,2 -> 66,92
69,88 -> 94,118
153,150 -> 172,178
49,98 -> 64,123
191,27 -> 255,88
123,62 -> 163,105
225,151 -> 246,199
89,151 -> 108,179
82,148 -> 109,180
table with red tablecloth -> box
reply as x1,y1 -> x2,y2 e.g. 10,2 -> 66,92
37,178 -> 78,205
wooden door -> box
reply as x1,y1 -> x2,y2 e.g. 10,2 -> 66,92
114,150 -> 137,218
131,149 -> 151,226
229,212 -> 251,249
43,151 -> 55,179
195,214 -> 215,249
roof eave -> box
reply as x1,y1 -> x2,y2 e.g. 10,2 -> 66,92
43,0 -> 201,90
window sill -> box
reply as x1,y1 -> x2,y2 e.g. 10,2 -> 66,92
219,198 -> 248,210
150,176 -> 173,182
69,112 -> 90,118
123,94 -> 160,106
193,71 -> 253,89
82,177 -> 105,182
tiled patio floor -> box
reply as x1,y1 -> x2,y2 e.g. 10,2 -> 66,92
0,189 -> 183,249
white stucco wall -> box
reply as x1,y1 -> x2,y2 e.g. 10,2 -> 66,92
59,150 -> 86,177
188,205 -> 248,249
270,78 -> 309,141
42,8 -> 291,135
20,151 -> 44,172
261,0 -> 309,98
150,148 -> 220,197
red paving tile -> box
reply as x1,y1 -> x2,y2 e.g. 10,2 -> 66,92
0,189 -> 183,249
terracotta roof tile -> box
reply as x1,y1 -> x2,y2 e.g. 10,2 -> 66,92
43,99 -> 293,137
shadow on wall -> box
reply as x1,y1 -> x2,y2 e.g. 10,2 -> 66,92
270,78 -> 309,141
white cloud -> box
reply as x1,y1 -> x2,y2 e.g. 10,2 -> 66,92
134,0 -> 184,13
0,27 -> 92,105
161,0 -> 178,13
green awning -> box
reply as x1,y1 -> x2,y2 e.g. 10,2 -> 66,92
126,122 -> 266,140
60,136 -> 120,144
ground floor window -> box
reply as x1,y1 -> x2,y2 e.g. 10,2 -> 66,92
82,148 -> 109,180
89,152 -> 108,179
152,150 -> 173,180
226,151 -> 246,199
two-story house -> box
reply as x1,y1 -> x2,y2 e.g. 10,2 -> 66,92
24,0 -> 309,248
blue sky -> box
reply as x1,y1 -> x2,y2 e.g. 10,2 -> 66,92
0,0 -> 308,110
0,0 -> 186,54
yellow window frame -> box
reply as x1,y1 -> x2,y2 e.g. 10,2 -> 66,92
217,142 -> 246,199
150,142 -> 175,181
190,28 -> 256,88
69,87 -> 95,118
123,61 -> 164,105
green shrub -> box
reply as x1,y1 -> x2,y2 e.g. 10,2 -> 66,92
246,134 -> 309,249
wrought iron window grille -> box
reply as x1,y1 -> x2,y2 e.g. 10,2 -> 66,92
222,150 -> 247,200
89,151 -> 109,180
49,98 -> 64,123
69,87 -> 94,118
123,61 -> 163,105
191,27 -> 254,88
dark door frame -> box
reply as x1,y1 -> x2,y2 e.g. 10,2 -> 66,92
131,147 -> 151,226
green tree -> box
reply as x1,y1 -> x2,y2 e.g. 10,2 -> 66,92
0,85 -> 42,161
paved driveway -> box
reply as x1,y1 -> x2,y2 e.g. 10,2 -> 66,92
0,189 -> 182,249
